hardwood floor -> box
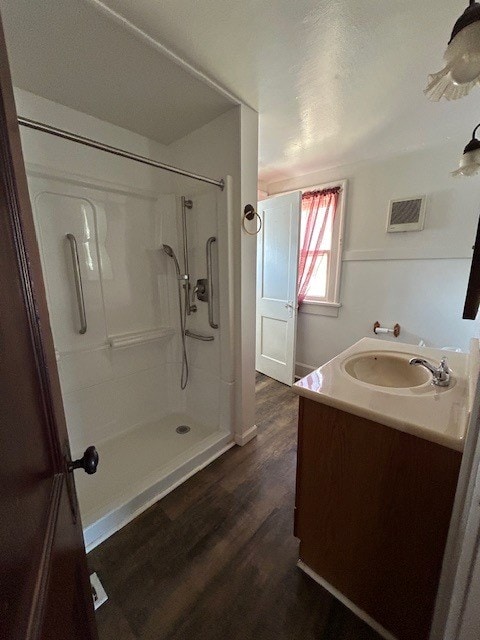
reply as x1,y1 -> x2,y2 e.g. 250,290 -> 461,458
89,373 -> 382,640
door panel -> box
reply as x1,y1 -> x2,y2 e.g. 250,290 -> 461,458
256,192 -> 301,385
0,12 -> 98,640
40,479 -> 96,640
261,202 -> 292,300
261,316 -> 288,363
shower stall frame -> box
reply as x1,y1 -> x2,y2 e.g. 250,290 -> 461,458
22,115 -> 236,551
80,175 -> 236,551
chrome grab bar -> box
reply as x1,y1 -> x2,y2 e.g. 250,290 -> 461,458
66,233 -> 87,334
185,330 -> 214,342
206,236 -> 219,329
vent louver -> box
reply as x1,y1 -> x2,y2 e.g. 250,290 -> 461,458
387,196 -> 426,232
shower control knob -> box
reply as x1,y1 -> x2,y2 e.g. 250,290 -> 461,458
68,445 -> 99,475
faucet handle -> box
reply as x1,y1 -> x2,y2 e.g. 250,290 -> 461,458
439,356 -> 450,373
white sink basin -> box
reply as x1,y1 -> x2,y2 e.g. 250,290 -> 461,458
293,337 -> 473,451
342,352 -> 432,388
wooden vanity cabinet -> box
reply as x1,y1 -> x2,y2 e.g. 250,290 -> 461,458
295,397 -> 462,640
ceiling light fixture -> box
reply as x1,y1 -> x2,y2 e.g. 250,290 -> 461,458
452,123 -> 480,176
426,1 -> 480,101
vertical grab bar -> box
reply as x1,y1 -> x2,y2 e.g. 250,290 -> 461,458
206,236 -> 219,329
66,233 -> 87,334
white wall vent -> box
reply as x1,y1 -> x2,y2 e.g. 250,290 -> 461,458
387,196 -> 426,232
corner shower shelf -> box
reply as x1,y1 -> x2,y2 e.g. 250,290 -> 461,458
107,327 -> 175,349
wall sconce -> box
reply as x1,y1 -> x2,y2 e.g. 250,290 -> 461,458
426,1 -> 480,101
452,123 -> 480,176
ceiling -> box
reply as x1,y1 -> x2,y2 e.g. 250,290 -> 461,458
0,0 -> 234,145
87,0 -> 480,183
2,0 -> 479,183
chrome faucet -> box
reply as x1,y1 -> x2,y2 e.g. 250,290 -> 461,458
409,356 -> 451,387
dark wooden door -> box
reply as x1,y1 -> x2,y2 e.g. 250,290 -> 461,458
0,13 -> 99,640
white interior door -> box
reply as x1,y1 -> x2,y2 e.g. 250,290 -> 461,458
256,191 -> 301,385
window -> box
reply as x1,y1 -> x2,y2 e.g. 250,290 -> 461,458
298,180 -> 346,316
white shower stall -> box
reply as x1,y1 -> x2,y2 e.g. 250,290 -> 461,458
15,88 -> 241,550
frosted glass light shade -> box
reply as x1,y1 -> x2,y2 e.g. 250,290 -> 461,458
426,13 -> 480,100
452,147 -> 480,177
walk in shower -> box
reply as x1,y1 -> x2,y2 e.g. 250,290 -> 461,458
21,115 -> 235,550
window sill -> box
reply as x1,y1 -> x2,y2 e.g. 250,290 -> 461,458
299,301 -> 341,317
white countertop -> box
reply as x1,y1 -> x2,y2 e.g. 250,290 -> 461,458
293,337 -> 480,452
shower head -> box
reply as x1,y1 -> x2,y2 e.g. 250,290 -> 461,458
162,244 -> 181,275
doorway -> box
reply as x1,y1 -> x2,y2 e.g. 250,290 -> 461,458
255,183 -> 346,386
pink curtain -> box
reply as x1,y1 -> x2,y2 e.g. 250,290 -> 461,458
297,187 -> 340,306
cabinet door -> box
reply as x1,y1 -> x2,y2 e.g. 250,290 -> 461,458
30,183 -> 107,352
296,397 -> 461,640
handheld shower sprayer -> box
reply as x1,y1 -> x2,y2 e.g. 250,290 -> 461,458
162,243 -> 174,257
162,243 -> 189,389
162,195 -> 197,389
162,244 -> 188,280
162,244 -> 180,274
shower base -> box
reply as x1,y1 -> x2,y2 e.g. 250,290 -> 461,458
75,414 -> 233,551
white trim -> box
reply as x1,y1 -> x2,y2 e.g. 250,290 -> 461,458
85,435 -> 234,552
331,179 -> 347,304
299,301 -> 341,317
295,361 -> 316,379
299,179 -> 347,306
297,561 -> 398,640
218,176 -> 236,384
343,249 -> 472,262
234,424 -> 258,446
259,179 -> 347,309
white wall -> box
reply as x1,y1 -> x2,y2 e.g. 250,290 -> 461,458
14,89 -> 174,189
177,187 -> 223,429
266,140 -> 480,369
239,105 -> 259,444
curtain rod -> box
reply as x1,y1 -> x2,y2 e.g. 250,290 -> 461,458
17,117 -> 225,190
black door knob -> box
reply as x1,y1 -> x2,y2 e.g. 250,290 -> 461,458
69,446 -> 99,475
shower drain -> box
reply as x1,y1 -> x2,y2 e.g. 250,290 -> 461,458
176,425 -> 191,434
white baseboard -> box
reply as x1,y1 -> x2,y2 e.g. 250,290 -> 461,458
84,435 -> 234,552
297,560 -> 398,640
295,361 -> 316,379
234,424 -> 258,446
